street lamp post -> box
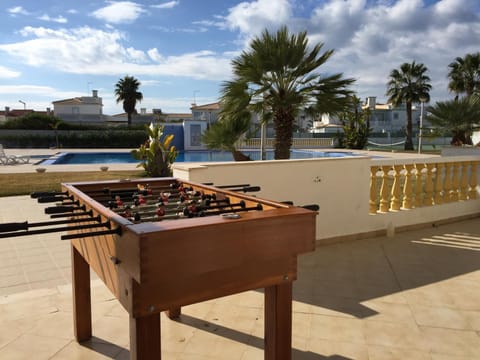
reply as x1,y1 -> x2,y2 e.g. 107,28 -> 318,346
418,98 -> 427,154
18,100 -> 26,110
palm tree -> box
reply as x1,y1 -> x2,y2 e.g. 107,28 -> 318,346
115,75 -> 143,126
223,26 -> 355,159
202,80 -> 253,161
427,97 -> 480,146
386,61 -> 432,150
448,53 -> 480,98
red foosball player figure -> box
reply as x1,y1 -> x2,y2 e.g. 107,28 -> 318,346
159,192 -> 170,204
156,202 -> 166,218
115,195 -> 124,208
137,194 -> 147,205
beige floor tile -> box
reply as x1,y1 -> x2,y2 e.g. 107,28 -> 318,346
461,310 -> 480,331
367,344 -> 431,359
306,338 -> 370,359
362,300 -> 416,325
0,333 -> 70,360
0,273 -> 27,288
420,326 -> 480,357
364,320 -> 428,352
430,354 -> 480,360
91,315 -> 130,348
51,339 -> 125,359
309,314 -> 366,344
0,283 -> 31,295
25,311 -> 74,340
410,303 -> 471,330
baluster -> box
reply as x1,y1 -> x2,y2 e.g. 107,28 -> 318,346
424,163 -> 435,206
469,161 -> 479,199
402,164 -> 414,209
459,162 -> 469,201
390,165 -> 403,211
434,163 -> 445,204
379,166 -> 391,212
450,162 -> 460,201
369,166 -> 379,214
414,163 -> 424,208
443,163 -> 453,203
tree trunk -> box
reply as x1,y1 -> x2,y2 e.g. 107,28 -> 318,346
127,112 -> 132,126
232,150 -> 252,161
404,102 -> 414,151
273,110 -> 294,159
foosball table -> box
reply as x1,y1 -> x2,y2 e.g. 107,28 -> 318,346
1,178 -> 317,359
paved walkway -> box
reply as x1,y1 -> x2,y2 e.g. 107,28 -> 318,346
0,196 -> 479,359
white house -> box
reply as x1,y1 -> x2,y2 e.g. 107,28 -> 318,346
52,90 -> 104,123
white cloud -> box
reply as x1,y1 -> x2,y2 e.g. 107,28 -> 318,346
0,26 -> 232,80
7,6 -> 29,16
38,14 -> 68,24
91,1 -> 146,24
225,0 -> 292,34
151,1 -> 180,9
0,65 -> 21,79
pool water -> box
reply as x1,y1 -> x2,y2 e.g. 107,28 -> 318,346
41,150 -> 357,165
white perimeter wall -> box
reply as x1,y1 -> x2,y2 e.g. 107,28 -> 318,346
173,156 -> 480,242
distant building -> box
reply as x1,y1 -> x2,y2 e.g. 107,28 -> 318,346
52,90 -> 104,123
0,107 -> 50,123
310,96 -> 424,135
109,108 -> 192,125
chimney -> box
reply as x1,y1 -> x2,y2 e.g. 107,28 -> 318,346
366,96 -> 376,109
92,89 -> 98,98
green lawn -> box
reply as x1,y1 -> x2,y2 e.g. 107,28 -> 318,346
0,170 -> 144,197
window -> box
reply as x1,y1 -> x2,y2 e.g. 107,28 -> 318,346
190,124 -> 201,146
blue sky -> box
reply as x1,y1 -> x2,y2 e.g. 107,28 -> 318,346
0,0 -> 479,115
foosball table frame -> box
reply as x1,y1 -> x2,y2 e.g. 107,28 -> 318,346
51,178 -> 315,359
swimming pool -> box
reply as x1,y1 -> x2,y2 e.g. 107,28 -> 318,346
41,150 -> 358,165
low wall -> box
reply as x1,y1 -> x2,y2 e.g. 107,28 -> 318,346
173,154 -> 480,243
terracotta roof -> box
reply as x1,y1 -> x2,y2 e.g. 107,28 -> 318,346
52,98 -> 83,105
0,109 -> 45,117
190,102 -> 220,111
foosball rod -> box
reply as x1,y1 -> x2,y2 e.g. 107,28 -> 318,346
115,200 -> 257,220
0,220 -> 110,239
107,195 -> 230,211
137,203 -> 264,222
0,215 -> 102,234
124,200 -> 249,217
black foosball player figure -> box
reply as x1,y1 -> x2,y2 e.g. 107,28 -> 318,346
121,205 -> 133,220
184,200 -> 200,218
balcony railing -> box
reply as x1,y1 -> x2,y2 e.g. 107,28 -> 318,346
241,138 -> 334,148
370,159 -> 479,214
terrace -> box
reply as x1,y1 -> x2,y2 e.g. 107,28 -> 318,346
0,148 -> 479,359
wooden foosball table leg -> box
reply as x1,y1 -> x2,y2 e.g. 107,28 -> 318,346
129,313 -> 161,360
166,307 -> 181,319
264,281 -> 293,360
72,245 -> 92,342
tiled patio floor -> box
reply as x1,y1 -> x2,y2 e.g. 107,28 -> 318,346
1,196 -> 480,359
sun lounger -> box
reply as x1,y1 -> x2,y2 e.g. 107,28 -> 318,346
0,144 -> 30,165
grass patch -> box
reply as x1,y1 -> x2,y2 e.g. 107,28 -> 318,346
0,170 -> 144,197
